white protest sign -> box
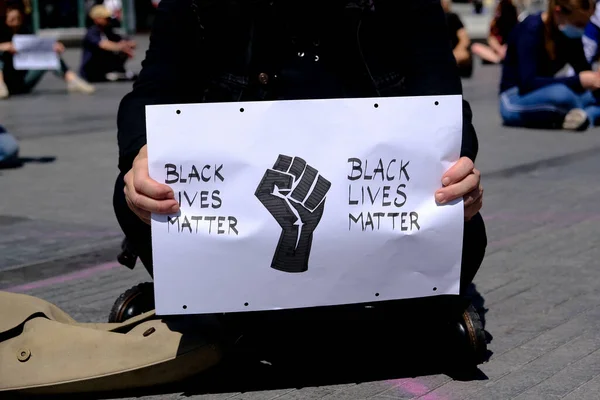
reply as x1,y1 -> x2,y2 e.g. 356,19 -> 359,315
146,95 -> 464,315
13,35 -> 59,71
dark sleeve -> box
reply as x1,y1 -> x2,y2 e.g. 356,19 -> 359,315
106,27 -> 123,42
383,0 -> 478,161
515,26 -> 584,94
83,26 -> 102,48
568,38 -> 592,74
117,0 -> 203,174
448,13 -> 464,32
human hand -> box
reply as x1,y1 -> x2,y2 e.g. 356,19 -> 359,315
0,42 -> 17,54
53,42 -> 65,54
498,44 -> 507,60
579,71 -> 600,90
118,40 -> 135,57
435,157 -> 483,221
124,145 -> 180,224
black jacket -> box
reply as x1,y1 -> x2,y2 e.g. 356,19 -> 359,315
117,0 -> 478,173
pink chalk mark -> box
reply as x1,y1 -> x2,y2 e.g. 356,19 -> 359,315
3,262 -> 121,293
390,378 -> 447,399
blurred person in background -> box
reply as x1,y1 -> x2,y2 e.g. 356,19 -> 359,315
499,0 -> 600,131
104,0 -> 123,21
0,1 -> 94,99
442,0 -> 474,77
582,4 -> 600,65
472,0 -> 519,64
0,124 -> 19,168
80,5 -> 137,82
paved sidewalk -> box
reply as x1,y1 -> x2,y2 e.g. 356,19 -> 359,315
2,36 -> 600,399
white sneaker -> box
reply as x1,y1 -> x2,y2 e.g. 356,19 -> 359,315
563,108 -> 589,131
0,80 -> 9,99
67,76 -> 96,94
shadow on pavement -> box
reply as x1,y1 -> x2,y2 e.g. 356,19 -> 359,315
0,156 -> 56,170
12,285 -> 492,400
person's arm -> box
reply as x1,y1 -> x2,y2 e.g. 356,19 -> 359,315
569,38 -> 593,74
0,42 -> 16,53
487,34 -> 505,55
98,39 -> 125,52
515,26 -> 584,93
377,0 -> 482,218
455,27 -> 471,52
117,0 -> 201,174
383,0 -> 477,160
84,26 -> 124,53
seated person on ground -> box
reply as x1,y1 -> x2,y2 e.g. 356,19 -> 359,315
0,1 -> 95,99
472,0 -> 519,64
114,0 -> 487,303
499,0 -> 600,131
442,0 -> 474,77
80,5 -> 137,83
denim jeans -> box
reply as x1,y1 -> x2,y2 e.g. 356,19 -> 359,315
0,130 -> 19,164
500,84 -> 600,128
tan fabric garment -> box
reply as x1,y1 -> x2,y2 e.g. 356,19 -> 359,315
0,291 -> 221,394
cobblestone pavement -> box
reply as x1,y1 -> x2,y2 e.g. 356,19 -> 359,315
2,35 -> 600,400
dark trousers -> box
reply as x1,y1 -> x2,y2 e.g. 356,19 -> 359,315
81,52 -> 128,82
113,172 -> 487,297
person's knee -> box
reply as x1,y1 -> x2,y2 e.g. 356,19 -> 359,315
460,212 -> 487,291
0,130 -> 20,164
113,173 -> 154,275
543,84 -> 580,109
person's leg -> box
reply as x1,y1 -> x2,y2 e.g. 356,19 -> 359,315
46,57 -> 96,94
113,172 -> 154,277
0,128 -> 20,167
460,213 -> 487,295
0,53 -> 8,98
500,84 -> 584,128
21,70 -> 48,92
579,90 -> 600,125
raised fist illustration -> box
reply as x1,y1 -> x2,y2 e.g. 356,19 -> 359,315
255,154 -> 331,273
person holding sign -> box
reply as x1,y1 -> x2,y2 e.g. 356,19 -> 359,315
0,1 -> 95,99
113,0 -> 486,314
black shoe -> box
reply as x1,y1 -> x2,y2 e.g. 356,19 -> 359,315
448,304 -> 488,366
108,282 -> 155,323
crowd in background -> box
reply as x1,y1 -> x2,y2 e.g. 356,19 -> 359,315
2,0 -> 600,167
445,0 -> 600,131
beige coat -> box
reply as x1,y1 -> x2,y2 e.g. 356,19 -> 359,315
0,291 -> 221,394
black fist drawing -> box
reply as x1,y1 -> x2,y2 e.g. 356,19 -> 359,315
255,155 -> 331,273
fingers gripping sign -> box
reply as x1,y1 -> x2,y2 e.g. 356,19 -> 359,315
435,157 -> 483,221
255,155 -> 331,273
